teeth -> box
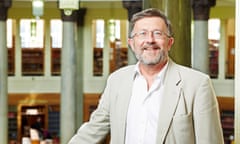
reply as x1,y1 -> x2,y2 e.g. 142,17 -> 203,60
143,47 -> 158,50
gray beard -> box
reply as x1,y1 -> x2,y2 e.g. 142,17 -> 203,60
135,50 -> 168,65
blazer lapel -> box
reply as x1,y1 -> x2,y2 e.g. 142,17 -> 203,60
156,60 -> 182,143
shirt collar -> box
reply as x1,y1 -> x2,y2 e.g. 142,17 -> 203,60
133,60 -> 169,84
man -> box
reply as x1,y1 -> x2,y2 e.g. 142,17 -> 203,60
68,8 -> 224,144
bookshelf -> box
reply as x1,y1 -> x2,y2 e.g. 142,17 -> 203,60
110,47 -> 128,73
221,110 -> 234,144
22,48 -> 44,76
226,36 -> 235,79
8,106 -> 18,142
217,97 -> 234,144
8,48 -> 15,76
8,36 -> 15,76
48,105 -> 60,138
93,48 -> 103,76
51,48 -> 61,76
93,44 -> 128,76
209,39 -> 219,78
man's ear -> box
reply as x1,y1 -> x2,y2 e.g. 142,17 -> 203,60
128,38 -> 134,51
168,37 -> 174,51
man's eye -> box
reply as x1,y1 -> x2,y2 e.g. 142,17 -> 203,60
139,31 -> 147,36
154,31 -> 162,36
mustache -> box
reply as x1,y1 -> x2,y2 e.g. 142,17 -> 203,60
141,44 -> 160,50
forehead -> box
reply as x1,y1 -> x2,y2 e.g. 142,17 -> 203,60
133,17 -> 167,31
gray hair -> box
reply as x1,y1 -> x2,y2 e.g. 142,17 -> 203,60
129,8 -> 173,38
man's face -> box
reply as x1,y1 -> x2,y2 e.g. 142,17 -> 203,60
128,17 -> 174,65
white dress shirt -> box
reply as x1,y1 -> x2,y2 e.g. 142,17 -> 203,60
125,62 -> 168,144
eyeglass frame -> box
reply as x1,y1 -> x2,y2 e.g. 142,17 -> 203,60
130,30 -> 171,39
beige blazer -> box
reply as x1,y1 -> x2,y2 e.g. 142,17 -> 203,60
68,59 -> 224,144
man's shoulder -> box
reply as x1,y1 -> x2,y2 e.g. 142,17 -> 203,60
168,59 -> 209,79
173,63 -> 210,80
112,65 -> 135,74
108,65 -> 135,80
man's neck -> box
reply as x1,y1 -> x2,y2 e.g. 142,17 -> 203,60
138,59 -> 168,90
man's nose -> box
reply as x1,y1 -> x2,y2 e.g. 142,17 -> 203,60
145,32 -> 156,42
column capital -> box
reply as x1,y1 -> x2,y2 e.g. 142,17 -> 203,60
0,0 -> 12,20
191,0 -> 216,20
60,10 -> 78,22
122,0 -> 142,21
76,8 -> 87,27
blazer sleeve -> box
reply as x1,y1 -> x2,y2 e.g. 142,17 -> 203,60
193,76 -> 224,144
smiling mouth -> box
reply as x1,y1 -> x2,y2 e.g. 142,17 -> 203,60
143,47 -> 160,50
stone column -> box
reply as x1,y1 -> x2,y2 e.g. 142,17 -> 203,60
148,0 -> 163,10
0,1 -> 11,143
0,15 -> 8,144
166,0 -> 192,66
122,0 -> 142,65
60,10 -> 78,144
75,8 -> 86,129
191,0 -> 216,73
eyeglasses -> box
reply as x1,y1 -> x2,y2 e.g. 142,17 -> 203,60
131,30 -> 171,39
